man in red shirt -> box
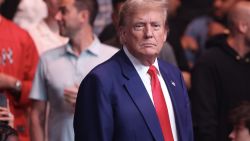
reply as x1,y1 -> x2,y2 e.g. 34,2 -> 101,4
0,0 -> 39,141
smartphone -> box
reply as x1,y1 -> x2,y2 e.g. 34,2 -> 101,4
0,94 -> 7,107
0,94 -> 8,125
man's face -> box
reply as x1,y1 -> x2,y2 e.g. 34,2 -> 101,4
213,0 -> 237,18
229,124 -> 250,141
55,0 -> 82,37
120,8 -> 167,61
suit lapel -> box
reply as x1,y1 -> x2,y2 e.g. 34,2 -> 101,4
117,50 -> 164,141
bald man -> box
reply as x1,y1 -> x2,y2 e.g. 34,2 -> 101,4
190,1 -> 250,141
182,0 -> 244,67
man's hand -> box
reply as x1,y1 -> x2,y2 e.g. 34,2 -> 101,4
0,106 -> 14,127
208,21 -> 229,37
181,36 -> 199,52
64,85 -> 79,107
182,71 -> 191,90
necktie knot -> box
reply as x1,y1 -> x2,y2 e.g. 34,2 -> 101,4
148,65 -> 158,77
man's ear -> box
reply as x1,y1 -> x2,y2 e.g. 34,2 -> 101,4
239,21 -> 248,34
79,10 -> 89,24
119,26 -> 126,44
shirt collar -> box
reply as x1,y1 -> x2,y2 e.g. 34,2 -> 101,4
65,35 -> 101,56
123,46 -> 160,75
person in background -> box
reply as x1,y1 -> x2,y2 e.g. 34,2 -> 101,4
228,102 -> 250,141
182,0 -> 243,67
13,0 -> 47,30
28,1 -> 68,141
98,0 -> 125,45
28,0 -> 68,55
190,1 -> 250,141
167,0 -> 191,89
93,0 -> 112,35
0,0 -> 39,140
74,0 -> 193,140
167,0 -> 188,70
29,0 -> 118,140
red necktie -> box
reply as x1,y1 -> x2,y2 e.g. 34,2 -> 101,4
148,65 -> 174,141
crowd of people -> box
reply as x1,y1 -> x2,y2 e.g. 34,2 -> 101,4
0,0 -> 250,141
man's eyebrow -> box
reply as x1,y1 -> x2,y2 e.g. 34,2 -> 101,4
133,21 -> 145,24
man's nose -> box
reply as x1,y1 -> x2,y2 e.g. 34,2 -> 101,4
144,25 -> 153,38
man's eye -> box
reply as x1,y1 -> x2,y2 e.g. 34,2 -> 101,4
152,24 -> 161,30
133,24 -> 144,31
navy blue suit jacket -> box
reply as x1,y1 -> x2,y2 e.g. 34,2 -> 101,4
74,49 -> 193,141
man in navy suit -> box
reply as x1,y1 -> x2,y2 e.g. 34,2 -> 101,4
74,0 -> 193,141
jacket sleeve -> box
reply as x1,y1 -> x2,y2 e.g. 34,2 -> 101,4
74,72 -> 114,141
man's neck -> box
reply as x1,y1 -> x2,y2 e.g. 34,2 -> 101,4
227,35 -> 250,57
140,57 -> 156,66
70,26 -> 94,56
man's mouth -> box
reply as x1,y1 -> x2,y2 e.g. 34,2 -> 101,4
140,43 -> 156,47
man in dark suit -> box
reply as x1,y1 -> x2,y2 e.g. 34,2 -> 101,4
74,0 -> 193,141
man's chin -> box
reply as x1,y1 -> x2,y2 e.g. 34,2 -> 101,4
141,51 -> 159,59
141,48 -> 159,55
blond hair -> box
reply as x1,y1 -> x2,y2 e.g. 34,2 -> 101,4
118,0 -> 168,26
